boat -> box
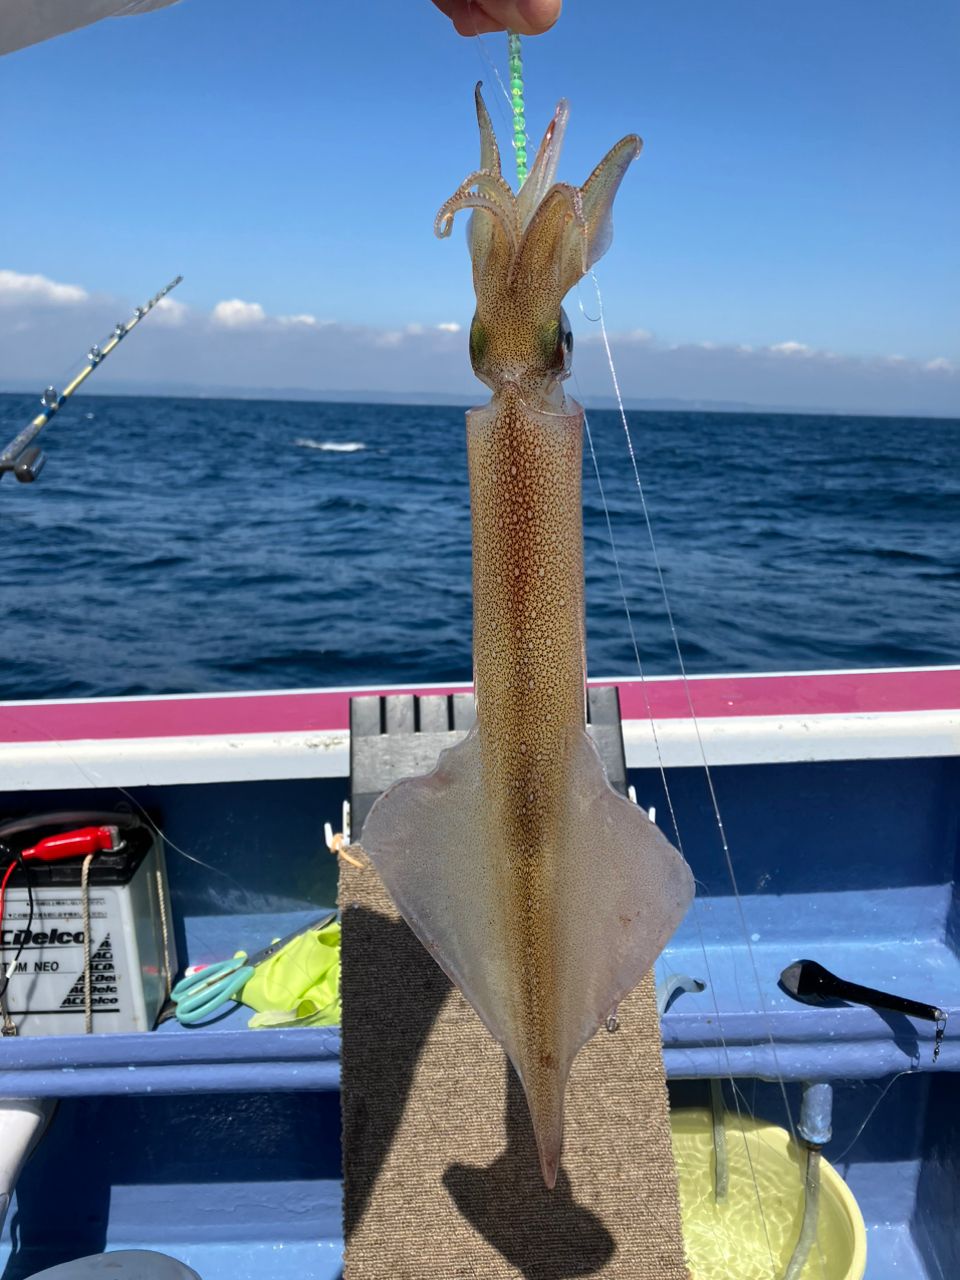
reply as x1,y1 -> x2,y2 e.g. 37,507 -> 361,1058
0,10 -> 954,1278
0,664 -> 956,1278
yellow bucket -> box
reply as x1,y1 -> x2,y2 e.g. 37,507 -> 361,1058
671,1108 -> 867,1280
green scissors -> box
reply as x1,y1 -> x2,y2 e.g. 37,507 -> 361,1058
170,913 -> 336,1026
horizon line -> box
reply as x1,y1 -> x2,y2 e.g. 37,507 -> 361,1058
2,383 -> 959,422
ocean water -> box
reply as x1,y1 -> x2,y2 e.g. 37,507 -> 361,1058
1,392 -> 957,701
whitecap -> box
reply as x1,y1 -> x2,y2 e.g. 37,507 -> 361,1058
294,438 -> 366,453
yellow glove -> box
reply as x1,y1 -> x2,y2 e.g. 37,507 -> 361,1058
239,919 -> 340,1029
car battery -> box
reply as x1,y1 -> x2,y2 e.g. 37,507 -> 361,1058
0,819 -> 176,1036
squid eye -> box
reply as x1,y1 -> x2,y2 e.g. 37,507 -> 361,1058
559,307 -> 573,373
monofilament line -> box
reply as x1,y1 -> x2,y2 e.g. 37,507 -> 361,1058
583,274 -> 829,1280
587,271 -> 798,1126
580,388 -> 779,1274
467,17 -> 529,187
468,25 -> 809,1263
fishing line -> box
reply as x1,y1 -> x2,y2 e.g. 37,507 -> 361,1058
827,1069 -> 915,1167
581,392 -> 780,1274
583,272 -> 799,1119
468,8 -> 531,182
472,27 -> 793,1255
110,784 -> 261,903
0,706 -> 260,907
727,1078 -> 830,1280
469,4 -> 514,121
471,340 -> 778,1228
457,28 -> 752,1230
460,34 -> 807,1267
575,279 -> 601,324
580,279 -> 831,1275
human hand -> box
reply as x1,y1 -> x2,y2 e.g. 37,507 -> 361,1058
431,1 -> 561,37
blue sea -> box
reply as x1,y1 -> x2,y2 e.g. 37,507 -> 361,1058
1,392 -> 957,701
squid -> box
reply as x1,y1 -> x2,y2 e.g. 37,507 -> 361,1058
359,87 -> 694,1188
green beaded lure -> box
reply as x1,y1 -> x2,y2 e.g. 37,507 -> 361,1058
507,30 -> 528,184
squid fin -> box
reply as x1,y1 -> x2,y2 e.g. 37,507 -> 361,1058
359,729 -> 511,1062
359,726 -> 693,1186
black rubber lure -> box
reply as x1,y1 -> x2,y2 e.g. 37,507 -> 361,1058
780,959 -> 947,1061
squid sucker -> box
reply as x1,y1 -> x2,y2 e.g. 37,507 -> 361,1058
359,87 -> 694,1188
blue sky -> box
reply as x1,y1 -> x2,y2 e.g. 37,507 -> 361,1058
0,1 -> 957,413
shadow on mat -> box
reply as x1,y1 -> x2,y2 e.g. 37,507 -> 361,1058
341,899 -> 615,1277
444,1065 -> 615,1279
340,903 -> 453,1238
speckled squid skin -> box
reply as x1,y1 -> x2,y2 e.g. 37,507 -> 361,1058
469,390 -> 586,746
358,87 -> 695,1189
467,387 -> 587,1183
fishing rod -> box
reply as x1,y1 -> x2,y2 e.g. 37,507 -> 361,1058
0,274 -> 183,484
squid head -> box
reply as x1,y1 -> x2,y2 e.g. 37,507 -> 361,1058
435,85 -> 642,407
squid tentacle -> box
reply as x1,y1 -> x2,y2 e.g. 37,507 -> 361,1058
516,98 -> 570,229
474,81 -> 502,177
434,169 -> 519,249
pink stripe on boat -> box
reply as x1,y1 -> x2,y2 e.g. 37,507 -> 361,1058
0,668 -> 956,745
613,668 -> 960,723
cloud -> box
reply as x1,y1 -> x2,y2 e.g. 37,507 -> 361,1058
211,299 -> 323,329
211,298 -> 267,328
577,328 -> 960,415
583,327 -> 652,346
373,330 -> 404,348
0,273 -> 956,417
373,322 -> 462,349
769,340 -> 812,356
152,296 -> 189,326
0,269 -> 88,307
192,297 -> 457,352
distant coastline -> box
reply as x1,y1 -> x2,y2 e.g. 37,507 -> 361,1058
1,384 -> 958,421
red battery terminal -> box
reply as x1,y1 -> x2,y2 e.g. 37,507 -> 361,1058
20,825 -> 123,863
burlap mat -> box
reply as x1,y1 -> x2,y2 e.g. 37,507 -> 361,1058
340,853 -> 689,1279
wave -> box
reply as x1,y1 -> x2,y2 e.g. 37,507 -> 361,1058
294,437 -> 366,453
2,392 -> 957,700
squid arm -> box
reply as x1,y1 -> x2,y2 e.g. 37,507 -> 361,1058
359,86 -> 694,1189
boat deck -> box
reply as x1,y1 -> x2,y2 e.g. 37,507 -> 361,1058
0,667 -> 957,1279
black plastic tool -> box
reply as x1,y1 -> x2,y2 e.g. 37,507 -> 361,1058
780,959 -> 947,1060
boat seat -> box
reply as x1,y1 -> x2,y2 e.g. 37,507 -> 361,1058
29,1253 -> 201,1279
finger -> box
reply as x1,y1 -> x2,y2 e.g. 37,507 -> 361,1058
431,1 -> 503,36
478,0 -> 561,35
435,0 -> 560,37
